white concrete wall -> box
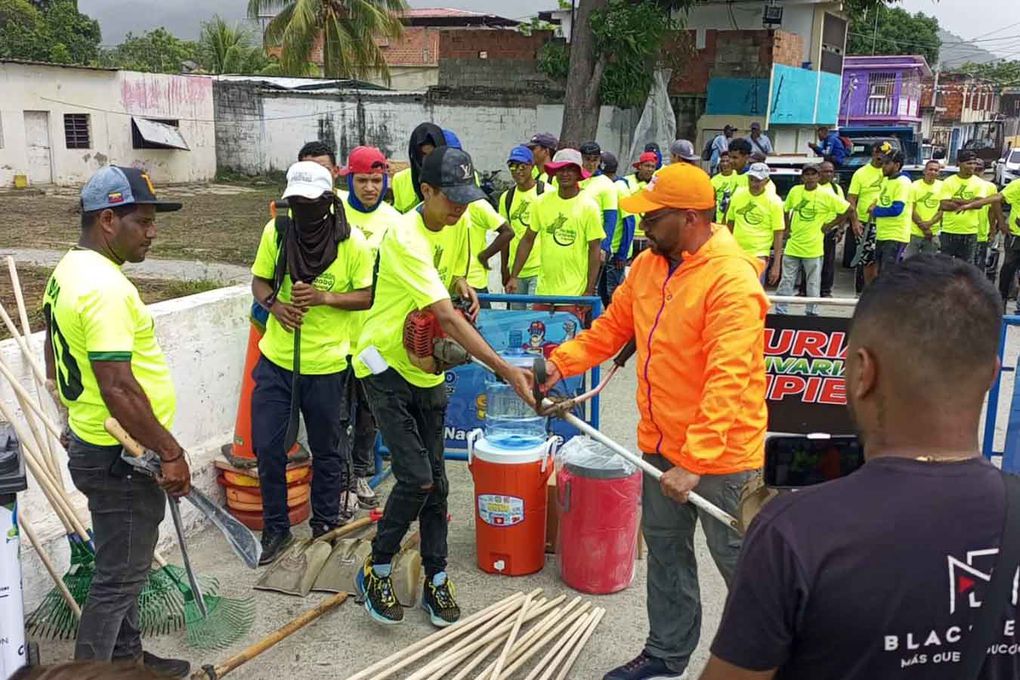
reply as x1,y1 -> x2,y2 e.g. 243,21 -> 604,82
0,62 -> 217,188
215,85 -> 639,177
0,284 -> 250,608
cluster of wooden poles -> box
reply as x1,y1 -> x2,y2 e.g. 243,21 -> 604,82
345,589 -> 605,680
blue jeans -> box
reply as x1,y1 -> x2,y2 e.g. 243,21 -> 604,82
508,275 -> 539,310
251,355 -> 351,534
598,263 -> 626,308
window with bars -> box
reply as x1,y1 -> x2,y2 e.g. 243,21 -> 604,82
866,73 -> 896,116
63,113 -> 91,149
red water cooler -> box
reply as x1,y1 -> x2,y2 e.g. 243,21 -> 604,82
557,459 -> 642,594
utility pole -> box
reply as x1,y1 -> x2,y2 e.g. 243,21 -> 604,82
871,5 -> 880,55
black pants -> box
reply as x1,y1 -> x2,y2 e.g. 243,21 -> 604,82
875,239 -> 905,275
68,435 -> 165,662
820,230 -> 839,296
365,369 -> 449,577
351,377 -> 377,479
940,233 -> 978,264
999,236 -> 1020,311
251,355 -> 350,534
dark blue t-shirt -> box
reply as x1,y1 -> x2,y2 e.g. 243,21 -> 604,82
711,456 -> 1019,680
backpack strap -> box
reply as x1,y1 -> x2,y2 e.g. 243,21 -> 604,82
536,180 -> 546,196
959,471 -> 1020,680
266,201 -> 291,308
504,186 -> 517,216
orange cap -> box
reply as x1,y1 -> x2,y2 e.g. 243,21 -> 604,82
620,163 -> 715,214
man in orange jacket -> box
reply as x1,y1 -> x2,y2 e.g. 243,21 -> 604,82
541,163 -> 770,680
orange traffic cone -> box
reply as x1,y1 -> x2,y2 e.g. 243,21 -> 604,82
224,311 -> 305,468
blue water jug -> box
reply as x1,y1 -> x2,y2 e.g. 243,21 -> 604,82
484,352 -> 547,448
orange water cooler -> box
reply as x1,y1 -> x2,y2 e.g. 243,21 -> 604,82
468,429 -> 559,576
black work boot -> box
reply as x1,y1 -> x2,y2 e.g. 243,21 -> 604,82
113,651 -> 191,678
258,530 -> 294,566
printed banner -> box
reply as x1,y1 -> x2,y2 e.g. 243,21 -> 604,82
765,314 -> 854,435
444,309 -> 586,451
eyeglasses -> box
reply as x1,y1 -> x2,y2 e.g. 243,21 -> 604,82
640,208 -> 682,228
507,162 -> 532,171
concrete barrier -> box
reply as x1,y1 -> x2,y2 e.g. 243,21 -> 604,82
0,284 -> 249,608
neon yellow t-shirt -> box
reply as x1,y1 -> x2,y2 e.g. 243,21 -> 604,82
498,183 -> 544,280
581,174 -> 619,214
1002,178 -> 1020,236
874,175 -> 913,243
532,166 -> 558,187
726,187 -> 785,258
783,185 -> 850,259
251,217 -> 374,374
391,168 -> 418,214
43,249 -> 176,446
465,199 -> 507,289
939,174 -> 989,235
342,195 -> 401,342
848,163 -> 886,222
624,175 -> 648,238
611,179 -> 633,253
529,191 -> 605,296
353,210 -> 467,388
910,179 -> 943,237
711,172 -> 740,223
819,182 -> 846,223
976,179 -> 997,243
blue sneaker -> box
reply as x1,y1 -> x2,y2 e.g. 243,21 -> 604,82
355,558 -> 403,625
421,572 -> 460,627
603,653 -> 685,680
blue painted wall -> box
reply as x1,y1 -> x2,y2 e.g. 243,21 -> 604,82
706,77 -> 770,117
767,64 -> 842,125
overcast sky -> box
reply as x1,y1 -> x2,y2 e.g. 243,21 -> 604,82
81,0 -> 1014,60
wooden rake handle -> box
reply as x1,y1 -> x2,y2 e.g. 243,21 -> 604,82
193,593 -> 349,680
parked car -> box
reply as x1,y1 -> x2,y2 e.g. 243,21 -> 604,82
996,147 -> 1020,189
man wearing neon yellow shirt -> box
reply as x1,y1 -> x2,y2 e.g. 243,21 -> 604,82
777,164 -> 855,315
498,145 -> 548,306
958,176 -> 1020,311
905,160 -> 943,258
865,151 -> 913,274
711,151 -> 739,223
579,141 -> 621,264
726,163 -> 784,286
973,158 -> 1002,270
45,166 -> 191,675
818,161 -> 847,298
507,148 -> 605,300
527,132 -> 559,185
391,122 -> 445,214
597,151 -> 636,304
250,162 -> 374,563
625,152 -> 657,256
847,142 -> 891,286
337,146 -> 402,509
353,147 -> 533,627
938,150 -> 992,263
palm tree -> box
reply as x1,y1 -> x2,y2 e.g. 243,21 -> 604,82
199,16 -> 270,74
247,0 -> 407,83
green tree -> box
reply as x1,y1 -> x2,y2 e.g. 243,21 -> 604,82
198,15 -> 270,74
43,0 -> 101,64
0,0 -> 50,61
100,28 -> 201,73
959,60 -> 1020,87
0,0 -> 101,65
246,0 -> 408,82
845,2 -> 941,67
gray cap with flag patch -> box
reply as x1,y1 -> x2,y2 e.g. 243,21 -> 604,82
419,147 -> 486,205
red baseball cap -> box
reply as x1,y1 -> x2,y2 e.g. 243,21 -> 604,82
339,146 -> 388,176
633,151 -> 658,168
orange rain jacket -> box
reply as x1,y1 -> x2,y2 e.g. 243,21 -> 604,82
550,225 -> 770,475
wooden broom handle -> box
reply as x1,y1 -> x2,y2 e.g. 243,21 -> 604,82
194,593 -> 348,680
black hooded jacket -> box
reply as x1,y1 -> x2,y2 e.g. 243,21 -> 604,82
408,122 -> 446,203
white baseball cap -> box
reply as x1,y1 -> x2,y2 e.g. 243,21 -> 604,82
282,161 -> 334,200
747,162 -> 771,180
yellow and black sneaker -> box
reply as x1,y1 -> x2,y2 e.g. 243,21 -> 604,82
355,558 -> 403,625
422,572 -> 460,627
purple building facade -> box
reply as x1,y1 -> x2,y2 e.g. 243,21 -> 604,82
839,55 -> 932,129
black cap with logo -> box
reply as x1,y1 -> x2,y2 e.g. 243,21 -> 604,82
419,147 -> 486,205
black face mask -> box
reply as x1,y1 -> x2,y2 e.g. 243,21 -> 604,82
290,197 -> 332,232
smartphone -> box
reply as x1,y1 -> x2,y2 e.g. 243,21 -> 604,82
764,435 -> 864,489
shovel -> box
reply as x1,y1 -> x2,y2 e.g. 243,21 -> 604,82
311,527 -> 377,594
391,530 -> 422,607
